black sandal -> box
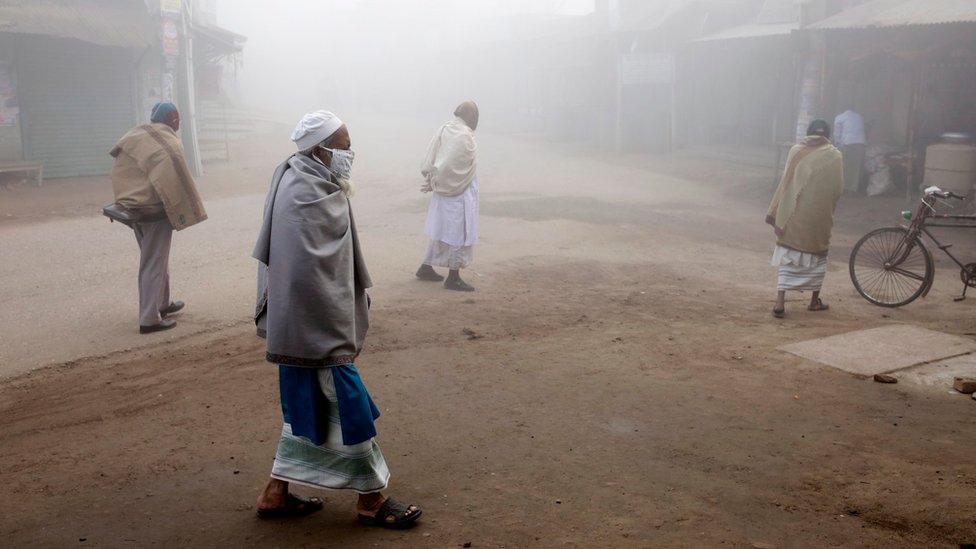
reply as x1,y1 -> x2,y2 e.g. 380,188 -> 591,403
416,265 -> 444,282
808,299 -> 829,312
256,493 -> 324,519
444,278 -> 475,292
357,497 -> 422,529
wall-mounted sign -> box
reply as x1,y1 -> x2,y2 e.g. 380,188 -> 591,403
621,53 -> 673,86
160,0 -> 182,15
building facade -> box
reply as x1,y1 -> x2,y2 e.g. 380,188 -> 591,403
0,0 -> 243,180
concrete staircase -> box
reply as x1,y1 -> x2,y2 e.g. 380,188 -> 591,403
196,98 -> 256,163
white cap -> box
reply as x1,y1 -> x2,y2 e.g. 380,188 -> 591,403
291,110 -> 343,151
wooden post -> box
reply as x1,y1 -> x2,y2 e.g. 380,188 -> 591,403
906,64 -> 922,204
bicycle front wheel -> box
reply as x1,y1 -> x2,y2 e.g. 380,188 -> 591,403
849,227 -> 933,307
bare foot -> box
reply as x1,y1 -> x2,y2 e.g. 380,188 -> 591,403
256,478 -> 288,510
356,492 -> 421,522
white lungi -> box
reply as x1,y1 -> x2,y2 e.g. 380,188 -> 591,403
423,178 -> 478,270
772,245 -> 827,292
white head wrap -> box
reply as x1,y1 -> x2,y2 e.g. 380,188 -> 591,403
291,110 -> 343,152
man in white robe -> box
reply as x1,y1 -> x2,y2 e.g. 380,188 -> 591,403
416,101 -> 480,292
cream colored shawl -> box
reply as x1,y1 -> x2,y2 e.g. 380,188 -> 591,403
110,123 -> 207,231
766,136 -> 844,255
421,117 -> 477,197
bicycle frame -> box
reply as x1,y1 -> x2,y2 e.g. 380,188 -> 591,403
912,195 -> 976,258
850,192 -> 976,306
899,195 -> 976,299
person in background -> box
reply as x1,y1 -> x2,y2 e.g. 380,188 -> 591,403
833,105 -> 866,194
252,110 -> 422,529
766,119 -> 844,319
415,101 -> 480,291
109,102 -> 207,334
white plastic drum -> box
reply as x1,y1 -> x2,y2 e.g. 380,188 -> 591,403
924,138 -> 976,198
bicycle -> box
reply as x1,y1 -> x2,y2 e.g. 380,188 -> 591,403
849,186 -> 976,307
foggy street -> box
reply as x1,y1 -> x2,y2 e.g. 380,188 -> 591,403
4,0 -> 976,546
3,116 -> 976,546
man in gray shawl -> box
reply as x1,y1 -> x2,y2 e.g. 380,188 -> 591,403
252,110 -> 422,529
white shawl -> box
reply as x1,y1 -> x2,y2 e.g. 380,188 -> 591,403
421,117 -> 477,197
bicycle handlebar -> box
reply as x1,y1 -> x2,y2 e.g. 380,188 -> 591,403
925,188 -> 967,201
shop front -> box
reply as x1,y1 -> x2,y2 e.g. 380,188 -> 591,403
804,1 -> 976,199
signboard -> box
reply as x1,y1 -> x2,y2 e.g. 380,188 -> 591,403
0,62 -> 19,126
621,53 -> 673,86
160,0 -> 182,15
162,18 -> 180,57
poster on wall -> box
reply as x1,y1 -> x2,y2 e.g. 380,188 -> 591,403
162,18 -> 180,57
142,68 -> 162,123
161,72 -> 175,103
795,57 -> 821,142
0,62 -> 19,127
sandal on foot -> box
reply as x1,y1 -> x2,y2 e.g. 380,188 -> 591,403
808,299 -> 829,312
444,278 -> 475,292
357,497 -> 422,529
416,265 -> 444,282
256,493 -> 324,519
772,308 -> 785,319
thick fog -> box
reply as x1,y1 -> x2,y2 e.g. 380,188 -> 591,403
217,0 -> 600,125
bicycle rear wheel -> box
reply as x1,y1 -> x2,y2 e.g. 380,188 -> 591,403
849,227 -> 933,307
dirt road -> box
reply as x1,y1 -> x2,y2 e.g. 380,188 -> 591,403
2,115 -> 976,547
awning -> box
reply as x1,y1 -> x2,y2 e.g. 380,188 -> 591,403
694,22 -> 798,43
0,0 -> 155,49
192,22 -> 246,56
808,0 -> 976,30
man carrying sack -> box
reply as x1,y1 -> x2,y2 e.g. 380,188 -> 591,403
108,102 -> 207,334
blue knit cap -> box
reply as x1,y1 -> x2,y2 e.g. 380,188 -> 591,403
150,102 -> 178,124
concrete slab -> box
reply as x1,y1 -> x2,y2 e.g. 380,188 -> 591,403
778,325 -> 976,376
898,353 -> 976,389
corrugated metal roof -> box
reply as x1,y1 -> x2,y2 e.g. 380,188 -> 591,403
808,0 -> 976,30
0,0 -> 156,49
193,22 -> 246,53
622,1 -> 709,33
691,0 -> 798,43
694,21 -> 797,42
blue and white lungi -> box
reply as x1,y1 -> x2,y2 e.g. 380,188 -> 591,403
270,364 -> 390,494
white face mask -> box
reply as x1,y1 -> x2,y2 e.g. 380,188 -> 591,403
324,147 -> 355,178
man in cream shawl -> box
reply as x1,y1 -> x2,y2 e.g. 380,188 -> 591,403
766,119 -> 844,318
415,101 -> 480,292
109,102 -> 207,334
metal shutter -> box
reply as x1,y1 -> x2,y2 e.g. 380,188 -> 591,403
16,36 -> 134,179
